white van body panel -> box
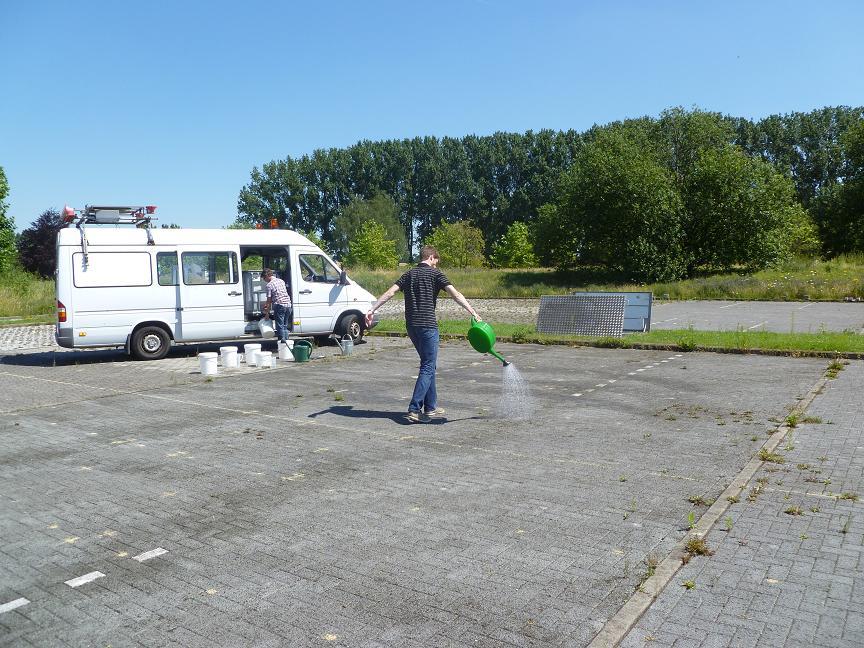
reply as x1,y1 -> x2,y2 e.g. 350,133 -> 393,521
55,227 -> 377,356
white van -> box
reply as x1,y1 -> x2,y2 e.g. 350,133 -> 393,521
55,205 -> 379,360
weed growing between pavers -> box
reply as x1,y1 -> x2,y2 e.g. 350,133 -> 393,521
687,495 -> 711,506
784,505 -> 804,515
825,358 -> 849,378
838,492 -> 859,502
759,448 -> 785,463
637,554 -> 659,590
683,536 -> 714,563
681,580 -> 696,590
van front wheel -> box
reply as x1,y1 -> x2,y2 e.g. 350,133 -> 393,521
131,326 -> 170,360
338,313 -> 363,343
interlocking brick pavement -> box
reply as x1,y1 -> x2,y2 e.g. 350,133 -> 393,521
0,338 -> 837,647
621,361 -> 864,648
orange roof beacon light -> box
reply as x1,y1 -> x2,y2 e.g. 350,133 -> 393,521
270,218 -> 278,229
62,205 -> 77,223
255,223 -> 263,229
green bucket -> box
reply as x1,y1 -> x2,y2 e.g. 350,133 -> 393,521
467,318 -> 509,366
290,340 -> 313,363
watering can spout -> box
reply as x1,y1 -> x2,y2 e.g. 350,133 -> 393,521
467,317 -> 509,366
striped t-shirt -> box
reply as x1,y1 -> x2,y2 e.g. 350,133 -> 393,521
265,276 -> 292,306
395,264 -> 452,328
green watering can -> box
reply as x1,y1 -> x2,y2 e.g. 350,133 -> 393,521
467,317 -> 510,366
290,339 -> 313,363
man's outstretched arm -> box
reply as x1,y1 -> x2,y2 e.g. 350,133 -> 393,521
444,285 -> 481,321
366,283 -> 401,327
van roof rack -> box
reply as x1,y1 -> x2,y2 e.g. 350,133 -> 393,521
63,204 -> 158,226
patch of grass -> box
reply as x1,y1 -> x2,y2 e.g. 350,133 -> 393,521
727,494 -> 740,504
723,516 -> 733,531
370,320 -> 864,355
687,511 -> 696,529
758,449 -> 786,464
687,495 -> 711,506
0,269 -> 55,318
838,492 -> 859,502
352,254 -> 864,301
333,393 -> 344,402
784,506 -> 804,516
801,416 -> 822,424
681,580 -> 696,590
785,413 -> 799,428
841,516 -> 852,534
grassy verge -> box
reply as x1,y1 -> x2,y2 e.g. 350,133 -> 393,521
351,254 -> 864,301
0,269 -> 55,317
370,319 -> 864,356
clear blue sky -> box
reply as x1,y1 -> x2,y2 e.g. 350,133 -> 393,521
2,0 -> 862,230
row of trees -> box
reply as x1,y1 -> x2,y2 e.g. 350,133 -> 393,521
238,106 -> 864,280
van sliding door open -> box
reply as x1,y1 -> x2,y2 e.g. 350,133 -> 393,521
176,245 -> 246,341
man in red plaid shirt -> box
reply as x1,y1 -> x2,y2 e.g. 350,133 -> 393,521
261,268 -> 292,343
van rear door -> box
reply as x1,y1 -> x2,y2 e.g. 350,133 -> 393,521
176,246 -> 245,341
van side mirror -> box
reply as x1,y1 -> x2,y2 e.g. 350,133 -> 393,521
339,270 -> 349,286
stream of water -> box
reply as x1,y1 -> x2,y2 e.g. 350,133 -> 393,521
498,363 -> 536,420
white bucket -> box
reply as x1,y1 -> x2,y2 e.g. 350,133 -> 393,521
278,340 -> 293,361
257,351 -> 273,368
244,343 -> 261,366
198,352 -> 218,376
220,346 -> 238,368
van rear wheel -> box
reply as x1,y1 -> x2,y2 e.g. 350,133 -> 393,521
338,313 -> 363,343
131,326 -> 170,360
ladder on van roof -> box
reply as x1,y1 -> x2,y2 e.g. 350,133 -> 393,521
63,204 -> 159,266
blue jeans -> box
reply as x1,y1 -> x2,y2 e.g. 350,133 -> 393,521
273,303 -> 292,342
407,326 -> 439,413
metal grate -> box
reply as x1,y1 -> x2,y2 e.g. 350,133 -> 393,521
537,295 -> 627,337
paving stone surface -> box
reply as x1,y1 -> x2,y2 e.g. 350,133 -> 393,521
622,360 -> 864,648
0,336 -> 837,646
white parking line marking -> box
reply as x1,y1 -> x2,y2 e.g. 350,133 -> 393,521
719,302 -> 741,309
133,547 -> 168,562
747,321 -> 767,330
65,571 -> 105,588
595,384 -> 606,388
572,393 -> 582,397
636,368 -> 645,372
797,302 -> 815,310
607,379 -> 616,383
0,598 -> 29,614
628,372 -> 637,375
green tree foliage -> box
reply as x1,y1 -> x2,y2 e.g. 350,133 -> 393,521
540,129 -> 686,282
17,209 -> 64,278
0,167 -> 17,274
735,106 -> 864,206
811,118 -> 864,254
344,220 -> 399,270
425,221 -> 486,268
237,106 -> 863,265
334,192 -> 408,261
489,221 -> 538,268
683,145 -> 818,270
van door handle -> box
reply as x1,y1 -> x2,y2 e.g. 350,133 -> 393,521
228,291 -> 242,296
299,289 -> 312,295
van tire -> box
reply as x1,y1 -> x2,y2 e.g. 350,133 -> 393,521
131,326 -> 170,360
338,313 -> 363,343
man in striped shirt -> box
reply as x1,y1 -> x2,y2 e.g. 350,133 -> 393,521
365,246 -> 482,423
262,268 -> 292,344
